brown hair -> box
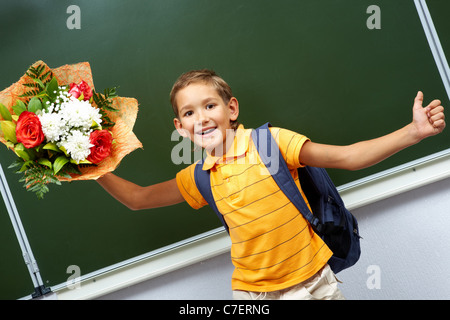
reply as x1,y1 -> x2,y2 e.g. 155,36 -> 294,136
170,69 -> 239,129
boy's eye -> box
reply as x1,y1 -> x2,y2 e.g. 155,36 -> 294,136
184,111 -> 193,117
206,104 -> 215,110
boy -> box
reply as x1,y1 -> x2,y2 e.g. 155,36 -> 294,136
97,69 -> 445,300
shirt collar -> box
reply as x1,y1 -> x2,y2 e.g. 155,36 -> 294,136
202,124 -> 250,170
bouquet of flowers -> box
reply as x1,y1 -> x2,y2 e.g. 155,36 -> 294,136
0,61 -> 142,199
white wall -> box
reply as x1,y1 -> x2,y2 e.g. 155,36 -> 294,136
97,177 -> 450,300
339,176 -> 450,300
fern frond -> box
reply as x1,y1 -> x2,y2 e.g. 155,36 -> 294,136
39,70 -> 52,82
23,83 -> 40,88
19,89 -> 42,98
92,87 -> 119,111
26,64 -> 45,79
92,87 -> 119,128
18,163 -> 57,199
13,160 -> 79,199
21,63 -> 54,102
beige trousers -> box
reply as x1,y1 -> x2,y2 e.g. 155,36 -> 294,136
232,264 -> 345,300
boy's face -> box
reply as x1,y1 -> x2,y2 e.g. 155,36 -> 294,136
173,82 -> 239,156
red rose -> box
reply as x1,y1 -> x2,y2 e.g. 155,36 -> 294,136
15,111 -> 45,149
87,130 -> 113,164
68,83 -> 81,99
68,80 -> 93,101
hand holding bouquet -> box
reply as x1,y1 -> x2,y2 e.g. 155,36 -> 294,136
0,61 -> 142,199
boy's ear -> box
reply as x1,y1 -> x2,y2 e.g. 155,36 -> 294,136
228,97 -> 239,121
173,118 -> 188,138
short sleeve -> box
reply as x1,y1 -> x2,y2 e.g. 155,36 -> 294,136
270,127 -> 310,170
176,162 -> 208,210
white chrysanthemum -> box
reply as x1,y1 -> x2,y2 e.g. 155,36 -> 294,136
59,97 -> 102,131
59,130 -> 93,163
37,91 -> 103,163
38,112 -> 68,142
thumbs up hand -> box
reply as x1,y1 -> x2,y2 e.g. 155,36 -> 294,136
411,91 -> 445,140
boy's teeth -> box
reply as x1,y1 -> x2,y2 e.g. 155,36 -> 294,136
201,128 -> 215,135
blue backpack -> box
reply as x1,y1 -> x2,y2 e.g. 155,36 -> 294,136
194,123 -> 361,273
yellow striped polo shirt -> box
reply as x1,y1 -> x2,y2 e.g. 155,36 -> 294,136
176,124 -> 333,292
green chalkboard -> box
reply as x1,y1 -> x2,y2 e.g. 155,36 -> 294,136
427,0 -> 450,68
0,0 -> 448,299
0,185 -> 36,299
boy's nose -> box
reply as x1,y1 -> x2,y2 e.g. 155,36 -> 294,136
195,110 -> 210,124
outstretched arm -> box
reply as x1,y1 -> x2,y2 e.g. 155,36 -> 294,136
300,91 -> 446,170
97,173 -> 185,210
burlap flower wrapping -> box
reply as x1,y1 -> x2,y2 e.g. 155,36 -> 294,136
0,60 -> 143,180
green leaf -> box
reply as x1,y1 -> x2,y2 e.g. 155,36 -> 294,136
63,163 -> 82,175
12,100 -> 27,116
58,145 -> 69,156
5,141 -> 14,149
46,77 -> 58,100
70,158 -> 92,165
27,97 -> 42,113
18,160 -> 33,172
41,97 -> 50,111
32,78 -> 45,89
56,171 -> 72,179
8,159 -> 24,170
14,143 -> 35,161
43,142 -> 62,153
91,120 -> 102,130
38,158 -> 52,169
53,155 -> 69,174
0,103 -> 12,121
0,120 -> 17,143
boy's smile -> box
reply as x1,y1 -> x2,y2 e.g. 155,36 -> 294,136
173,82 -> 239,156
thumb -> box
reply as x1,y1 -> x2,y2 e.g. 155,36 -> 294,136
413,91 -> 424,110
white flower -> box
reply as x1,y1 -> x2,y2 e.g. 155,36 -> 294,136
38,112 -> 68,142
37,91 -> 102,163
60,97 -> 102,131
59,130 -> 93,163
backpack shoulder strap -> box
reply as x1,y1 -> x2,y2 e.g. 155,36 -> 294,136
194,161 -> 229,234
251,122 -> 322,232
